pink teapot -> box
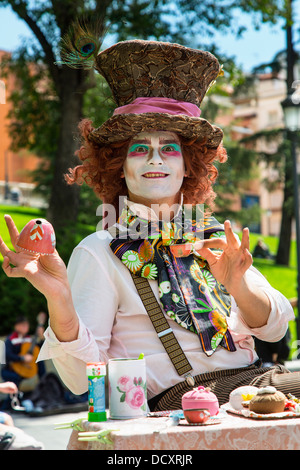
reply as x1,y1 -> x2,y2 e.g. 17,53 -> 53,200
182,386 -> 219,417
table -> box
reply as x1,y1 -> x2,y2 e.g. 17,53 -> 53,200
67,407 -> 300,450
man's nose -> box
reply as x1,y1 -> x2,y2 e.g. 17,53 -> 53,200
148,147 -> 163,165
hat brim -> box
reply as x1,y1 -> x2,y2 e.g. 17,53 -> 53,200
88,113 -> 223,149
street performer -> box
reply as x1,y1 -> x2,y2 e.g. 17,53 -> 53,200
0,38 -> 297,410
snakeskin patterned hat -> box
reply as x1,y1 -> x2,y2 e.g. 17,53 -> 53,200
88,40 -> 223,149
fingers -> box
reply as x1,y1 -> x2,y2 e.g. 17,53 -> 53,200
194,221 -> 251,256
199,238 -> 227,250
2,255 -> 21,278
243,245 -> 253,269
4,214 -> 19,248
197,247 -> 218,267
224,220 -> 240,247
224,220 -> 251,252
196,221 -> 238,252
1,215 -> 25,276
0,228 -> 19,276
0,234 -> 10,259
0,215 -> 19,259
240,227 -> 250,251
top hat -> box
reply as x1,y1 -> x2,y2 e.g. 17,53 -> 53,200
87,40 -> 223,148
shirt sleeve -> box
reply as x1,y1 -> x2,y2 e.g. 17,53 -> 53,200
227,265 -> 295,342
38,240 -> 119,394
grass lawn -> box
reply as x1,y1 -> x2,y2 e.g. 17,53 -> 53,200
0,205 -> 46,248
248,233 -> 297,300
0,204 -> 298,358
248,232 -> 298,359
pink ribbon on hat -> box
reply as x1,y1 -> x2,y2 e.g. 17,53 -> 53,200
113,97 -> 201,117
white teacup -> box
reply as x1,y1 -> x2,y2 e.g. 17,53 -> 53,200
108,357 -> 147,419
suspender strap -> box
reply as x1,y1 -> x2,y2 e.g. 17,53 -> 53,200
131,273 -> 195,385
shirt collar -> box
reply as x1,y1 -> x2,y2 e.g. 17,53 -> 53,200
124,194 -> 184,222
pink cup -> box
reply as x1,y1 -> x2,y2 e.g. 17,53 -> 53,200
183,408 -> 210,424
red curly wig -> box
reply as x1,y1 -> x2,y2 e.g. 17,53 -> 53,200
65,118 -> 227,212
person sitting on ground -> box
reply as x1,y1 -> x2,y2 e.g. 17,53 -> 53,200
1,316 -> 46,389
2,317 -> 33,388
252,238 -> 273,260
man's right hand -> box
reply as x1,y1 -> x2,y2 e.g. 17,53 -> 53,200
0,215 -> 70,300
0,215 -> 79,343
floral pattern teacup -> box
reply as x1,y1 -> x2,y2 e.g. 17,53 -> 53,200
108,358 -> 147,419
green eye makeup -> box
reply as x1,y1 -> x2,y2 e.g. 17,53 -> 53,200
128,144 -> 149,155
161,144 -> 182,155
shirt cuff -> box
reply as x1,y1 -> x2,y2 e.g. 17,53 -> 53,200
37,318 -> 99,363
228,287 -> 295,342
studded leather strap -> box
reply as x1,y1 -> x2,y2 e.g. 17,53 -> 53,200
131,273 -> 194,384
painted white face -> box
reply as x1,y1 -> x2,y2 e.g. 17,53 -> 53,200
122,131 -> 185,207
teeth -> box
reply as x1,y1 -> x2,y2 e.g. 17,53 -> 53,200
143,173 -> 167,178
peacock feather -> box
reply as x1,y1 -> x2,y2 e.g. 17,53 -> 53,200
55,17 -> 107,69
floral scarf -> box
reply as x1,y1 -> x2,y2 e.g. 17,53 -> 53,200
109,204 -> 236,356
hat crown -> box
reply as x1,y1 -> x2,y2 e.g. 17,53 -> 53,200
95,40 -> 220,108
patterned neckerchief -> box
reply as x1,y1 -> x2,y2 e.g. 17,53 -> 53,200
109,204 -> 236,356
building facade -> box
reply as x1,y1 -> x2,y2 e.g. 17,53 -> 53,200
0,50 -> 42,206
215,53 -> 300,237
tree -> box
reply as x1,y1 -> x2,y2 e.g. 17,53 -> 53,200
275,0 -> 299,266
0,0 -> 287,238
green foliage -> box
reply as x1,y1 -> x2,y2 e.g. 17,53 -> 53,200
232,74 -> 257,98
83,73 -> 115,124
1,48 -> 60,157
213,135 -> 261,223
0,275 -> 47,336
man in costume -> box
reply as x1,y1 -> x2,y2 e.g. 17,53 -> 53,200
0,39 -> 297,410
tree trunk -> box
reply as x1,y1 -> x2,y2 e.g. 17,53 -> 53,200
47,68 -> 85,231
276,151 -> 293,265
276,2 -> 295,266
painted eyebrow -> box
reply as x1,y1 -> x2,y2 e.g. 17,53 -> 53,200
130,139 -> 151,144
159,139 -> 180,145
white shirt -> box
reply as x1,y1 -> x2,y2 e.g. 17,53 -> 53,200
38,224 -> 295,398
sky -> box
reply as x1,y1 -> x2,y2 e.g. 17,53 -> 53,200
0,3 -> 299,73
